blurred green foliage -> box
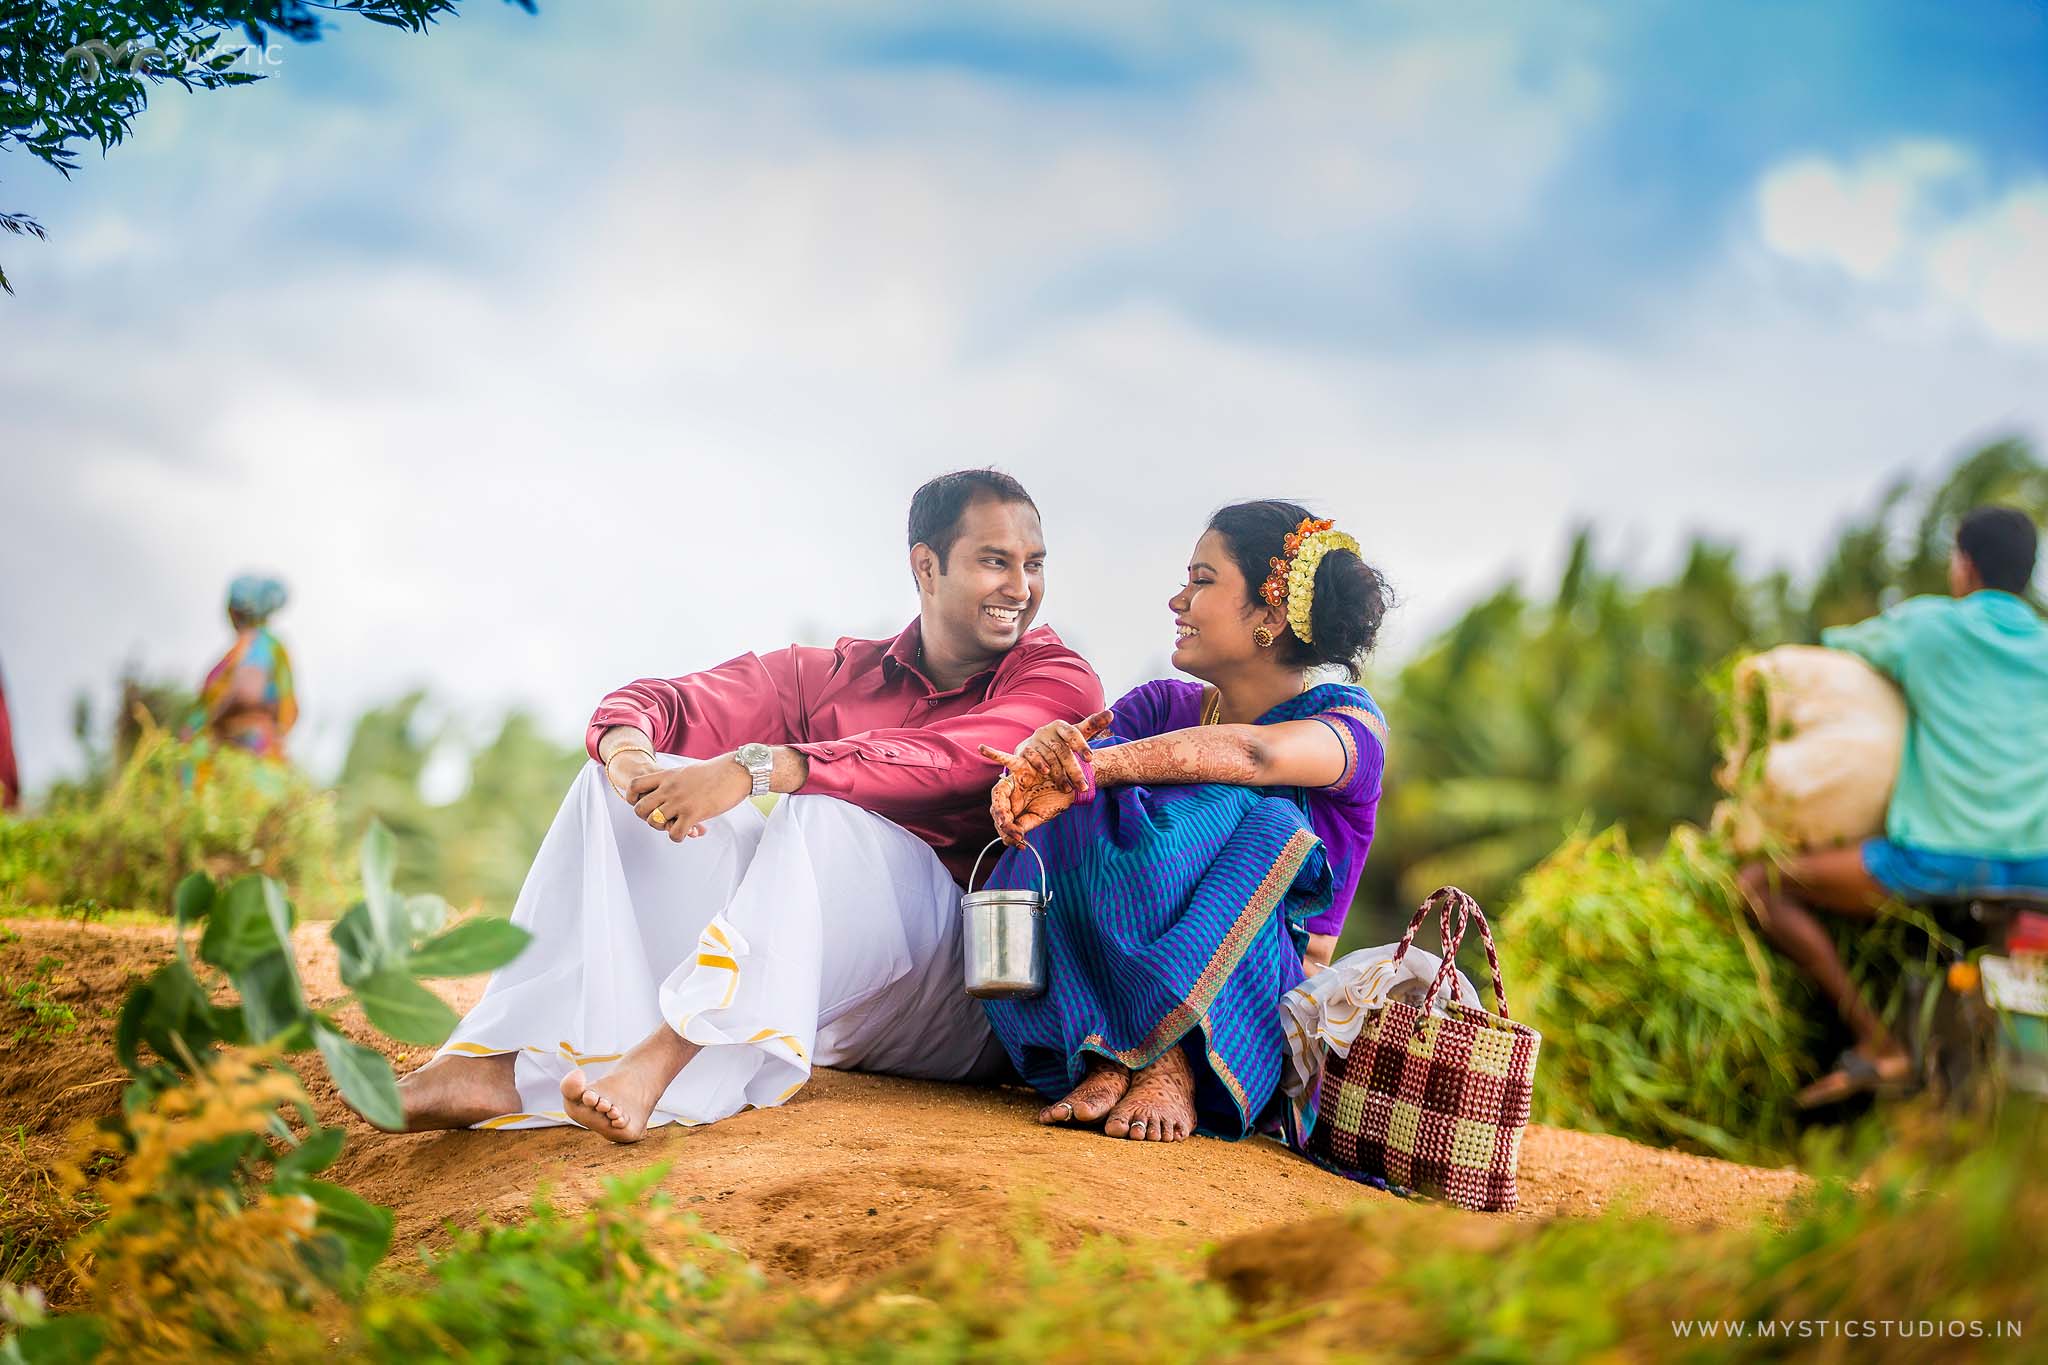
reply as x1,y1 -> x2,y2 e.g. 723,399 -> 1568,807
359,1167 -> 1260,1363
1225,1110 -> 2046,1364
332,693 -> 586,916
2,686 -> 581,923
15,1109 -> 2034,1363
0,725 -> 347,919
1356,436 -> 2048,931
1501,826 -> 1944,1160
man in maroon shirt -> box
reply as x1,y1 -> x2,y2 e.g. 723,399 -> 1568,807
390,470 -> 1104,1140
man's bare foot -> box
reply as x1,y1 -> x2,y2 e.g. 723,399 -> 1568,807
1102,1044 -> 1197,1142
1795,1042 -> 1914,1108
1039,1056 -> 1130,1125
559,1023 -> 698,1144
389,1053 -> 521,1132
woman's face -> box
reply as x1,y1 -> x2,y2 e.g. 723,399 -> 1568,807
1168,529 -> 1274,677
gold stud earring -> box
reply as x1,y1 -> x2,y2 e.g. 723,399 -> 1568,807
1253,626 -> 1275,648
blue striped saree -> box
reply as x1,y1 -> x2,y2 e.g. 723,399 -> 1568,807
980,715 -> 1334,1138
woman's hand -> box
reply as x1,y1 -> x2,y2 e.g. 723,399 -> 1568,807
1006,710 -> 1115,794
1303,933 -> 1338,975
984,751 -> 1080,848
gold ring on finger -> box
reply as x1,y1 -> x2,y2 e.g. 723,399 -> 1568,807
650,806 -> 668,827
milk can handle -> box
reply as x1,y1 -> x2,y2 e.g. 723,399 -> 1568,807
968,837 -> 1052,909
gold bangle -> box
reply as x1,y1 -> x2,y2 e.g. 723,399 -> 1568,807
604,746 -> 655,772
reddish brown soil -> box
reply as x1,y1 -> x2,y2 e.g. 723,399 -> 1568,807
0,919 -> 1809,1295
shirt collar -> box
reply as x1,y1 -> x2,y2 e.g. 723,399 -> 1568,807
882,618 -> 926,680
882,616 -> 1004,696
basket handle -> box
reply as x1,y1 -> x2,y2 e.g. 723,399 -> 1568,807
1388,886 -> 1510,1021
968,836 -> 1052,909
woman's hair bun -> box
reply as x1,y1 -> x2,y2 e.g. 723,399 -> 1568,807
1206,499 -> 1393,680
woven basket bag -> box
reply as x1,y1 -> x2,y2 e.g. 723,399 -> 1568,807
1307,887 -> 1541,1212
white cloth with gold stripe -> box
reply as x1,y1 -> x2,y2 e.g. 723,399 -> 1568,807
438,757 -> 1004,1129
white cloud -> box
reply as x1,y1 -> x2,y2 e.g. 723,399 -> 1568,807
3,6 -> 2046,803
1757,141 -> 2048,344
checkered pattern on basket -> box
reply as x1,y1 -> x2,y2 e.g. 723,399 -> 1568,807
1306,889 -> 1540,1213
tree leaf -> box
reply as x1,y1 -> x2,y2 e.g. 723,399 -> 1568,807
359,821 -> 406,956
276,1123 -> 346,1181
291,1176 -> 395,1293
3,1312 -> 107,1364
353,967 -> 460,1046
330,902 -> 383,988
199,875 -> 287,973
121,959 -> 232,1073
404,892 -> 451,939
406,917 -> 531,978
232,948 -> 308,1043
312,1018 -> 400,1131
173,872 -> 215,925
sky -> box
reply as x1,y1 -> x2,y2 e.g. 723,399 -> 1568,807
3,0 -> 2046,797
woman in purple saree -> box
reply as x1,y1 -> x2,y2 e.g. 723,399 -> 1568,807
979,501 -> 1392,1143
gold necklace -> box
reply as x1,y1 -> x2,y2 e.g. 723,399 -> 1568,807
1204,674 -> 1311,727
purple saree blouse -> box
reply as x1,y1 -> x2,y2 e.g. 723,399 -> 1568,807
1104,678 -> 1387,940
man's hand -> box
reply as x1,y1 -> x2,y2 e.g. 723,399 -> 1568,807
604,747 -> 659,799
624,759 -> 752,842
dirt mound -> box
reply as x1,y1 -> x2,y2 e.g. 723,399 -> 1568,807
1,919 -> 1809,1293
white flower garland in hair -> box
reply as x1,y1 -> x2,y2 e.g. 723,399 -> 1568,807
1286,527 -> 1361,643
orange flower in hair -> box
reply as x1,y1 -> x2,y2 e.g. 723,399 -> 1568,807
1261,518 -> 1338,612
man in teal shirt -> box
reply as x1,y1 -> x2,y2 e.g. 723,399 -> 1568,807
1738,506 -> 2048,1106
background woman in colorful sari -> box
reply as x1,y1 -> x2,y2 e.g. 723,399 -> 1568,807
184,574 -> 298,761
979,501 -> 1391,1144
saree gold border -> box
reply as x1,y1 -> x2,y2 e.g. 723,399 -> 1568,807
1313,714 -> 1361,789
1323,705 -> 1388,747
1082,826 -> 1322,1094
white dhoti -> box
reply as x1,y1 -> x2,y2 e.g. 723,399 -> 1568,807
437,758 -> 1002,1130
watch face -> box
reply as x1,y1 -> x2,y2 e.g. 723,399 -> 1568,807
738,743 -> 772,768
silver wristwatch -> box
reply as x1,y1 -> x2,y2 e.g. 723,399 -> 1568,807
734,742 -> 774,797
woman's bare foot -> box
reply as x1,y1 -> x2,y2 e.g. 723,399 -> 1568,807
559,1023 -> 698,1144
1039,1056 -> 1130,1125
389,1053 -> 521,1132
1102,1044 -> 1196,1142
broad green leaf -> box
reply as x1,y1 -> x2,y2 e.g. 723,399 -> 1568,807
354,967 -> 460,1046
312,1018 -> 400,1132
199,875 -> 288,973
114,978 -> 150,1071
359,821 -> 406,957
3,1312 -> 106,1364
404,892 -> 451,939
330,902 -> 383,988
232,949 -> 309,1043
276,1124 -> 346,1181
407,917 -> 532,978
172,872 -> 215,925
121,959 -> 233,1073
292,1177 -> 395,1293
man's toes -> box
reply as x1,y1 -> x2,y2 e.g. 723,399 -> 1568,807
560,1067 -> 590,1105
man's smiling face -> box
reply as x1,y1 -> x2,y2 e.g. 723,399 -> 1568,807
919,495 -> 1046,666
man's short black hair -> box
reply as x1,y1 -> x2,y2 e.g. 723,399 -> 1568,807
907,469 -> 1039,571
1957,505 -> 2039,595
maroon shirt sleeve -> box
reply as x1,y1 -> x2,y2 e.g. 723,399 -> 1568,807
584,646 -> 820,761
789,642 -> 1104,824
0,666 -> 18,809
